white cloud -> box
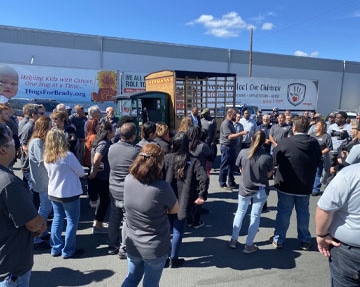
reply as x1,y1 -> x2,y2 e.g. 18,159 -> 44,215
261,22 -> 274,30
187,12 -> 251,38
294,50 -> 319,57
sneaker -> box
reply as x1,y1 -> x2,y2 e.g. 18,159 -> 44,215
92,226 -> 108,234
118,249 -> 127,260
299,241 -> 312,251
229,239 -> 237,249
269,235 -> 283,249
311,191 -> 321,196
243,244 -> 259,254
192,221 -> 204,229
34,241 -> 51,250
169,258 -> 185,268
229,183 -> 239,189
221,185 -> 233,191
108,246 -> 120,255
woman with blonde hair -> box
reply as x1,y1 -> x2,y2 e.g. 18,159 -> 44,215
229,130 -> 273,254
177,117 -> 192,133
28,116 -> 52,249
44,129 -> 85,258
122,143 -> 179,287
153,121 -> 170,153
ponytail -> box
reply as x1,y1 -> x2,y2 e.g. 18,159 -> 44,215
248,130 -> 266,159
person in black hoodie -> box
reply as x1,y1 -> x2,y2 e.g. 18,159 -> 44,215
270,116 -> 321,251
163,132 -> 208,268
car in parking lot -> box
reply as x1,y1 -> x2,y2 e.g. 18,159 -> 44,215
8,98 -> 60,116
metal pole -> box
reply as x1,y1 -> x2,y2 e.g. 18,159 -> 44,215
338,60 -> 345,109
248,28 -> 253,77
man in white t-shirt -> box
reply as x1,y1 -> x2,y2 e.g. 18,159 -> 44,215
315,163 -> 360,286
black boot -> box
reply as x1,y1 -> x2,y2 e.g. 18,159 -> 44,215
169,258 -> 185,268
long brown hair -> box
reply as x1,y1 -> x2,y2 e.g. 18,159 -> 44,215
248,130 -> 266,159
85,118 -> 98,138
29,116 -> 51,143
129,143 -> 164,184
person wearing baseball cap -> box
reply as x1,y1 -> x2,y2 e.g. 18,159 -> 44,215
270,107 -> 279,124
200,107 -> 217,150
326,112 -> 336,126
308,113 -> 322,134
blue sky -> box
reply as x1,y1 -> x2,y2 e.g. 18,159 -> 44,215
1,0 -> 360,62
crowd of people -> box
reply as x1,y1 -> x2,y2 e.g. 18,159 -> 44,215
0,101 -> 359,286
218,106 -> 360,286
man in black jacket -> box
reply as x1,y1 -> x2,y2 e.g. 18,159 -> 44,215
270,116 -> 321,250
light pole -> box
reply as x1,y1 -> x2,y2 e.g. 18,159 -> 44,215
248,28 -> 253,77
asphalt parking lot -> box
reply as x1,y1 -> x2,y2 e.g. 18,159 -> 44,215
14,160 -> 331,287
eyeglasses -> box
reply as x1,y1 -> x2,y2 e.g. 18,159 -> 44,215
335,116 -> 343,119
38,112 -> 45,115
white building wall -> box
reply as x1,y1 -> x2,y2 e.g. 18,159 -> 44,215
1,25 -> 359,114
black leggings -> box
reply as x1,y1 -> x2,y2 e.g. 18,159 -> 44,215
88,177 -> 110,222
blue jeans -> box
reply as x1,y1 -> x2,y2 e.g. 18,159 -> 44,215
50,199 -> 80,258
312,158 -> 324,193
219,145 -> 236,186
34,191 -> 52,244
121,254 -> 167,287
329,244 -> 360,287
0,270 -> 31,287
231,188 -> 268,245
273,191 -> 311,244
168,214 -> 185,259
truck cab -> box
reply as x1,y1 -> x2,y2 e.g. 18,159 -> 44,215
113,91 -> 169,125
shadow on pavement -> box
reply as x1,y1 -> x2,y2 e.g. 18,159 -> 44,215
31,267 -> 114,286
